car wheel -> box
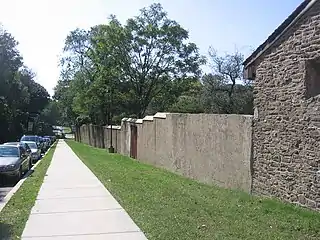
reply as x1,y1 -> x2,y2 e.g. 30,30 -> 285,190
15,167 -> 22,182
28,159 -> 32,170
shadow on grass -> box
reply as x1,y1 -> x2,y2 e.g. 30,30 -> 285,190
0,222 -> 12,239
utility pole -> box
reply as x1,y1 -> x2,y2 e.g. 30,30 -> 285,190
108,86 -> 114,153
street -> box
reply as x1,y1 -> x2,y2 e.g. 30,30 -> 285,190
0,178 -> 15,202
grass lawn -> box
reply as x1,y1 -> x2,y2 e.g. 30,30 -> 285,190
0,143 -> 56,239
67,140 -> 320,240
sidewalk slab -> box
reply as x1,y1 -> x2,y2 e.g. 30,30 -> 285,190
22,209 -> 141,238
36,186 -> 111,199
41,177 -> 100,187
31,196 -> 122,214
21,140 -> 147,240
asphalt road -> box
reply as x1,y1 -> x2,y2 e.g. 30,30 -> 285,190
0,178 -> 16,202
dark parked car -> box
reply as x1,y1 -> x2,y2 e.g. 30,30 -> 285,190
39,137 -> 47,153
21,135 -> 41,148
43,137 -> 51,149
0,144 -> 32,181
44,136 -> 54,145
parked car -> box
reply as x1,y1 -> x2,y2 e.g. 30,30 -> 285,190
20,135 -> 40,148
0,144 -> 32,181
44,136 -> 54,145
3,142 -> 20,146
43,137 -> 51,149
3,142 -> 32,156
22,141 -> 41,163
51,136 -> 57,143
21,135 -> 47,153
38,137 -> 46,153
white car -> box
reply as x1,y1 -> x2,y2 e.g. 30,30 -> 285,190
22,141 -> 41,163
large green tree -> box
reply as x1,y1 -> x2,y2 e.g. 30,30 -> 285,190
0,26 -> 52,142
104,4 -> 205,117
56,3 -> 205,124
55,4 -> 253,124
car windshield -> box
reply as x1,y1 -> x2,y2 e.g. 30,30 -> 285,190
21,136 -> 37,142
0,146 -> 19,157
25,142 -> 37,149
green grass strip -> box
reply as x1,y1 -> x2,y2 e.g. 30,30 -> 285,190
0,143 -> 57,239
66,140 -> 320,240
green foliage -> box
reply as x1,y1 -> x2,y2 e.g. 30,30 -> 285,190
55,4 -> 253,124
37,100 -> 62,135
201,74 -> 253,114
55,3 -> 205,124
0,26 -> 52,142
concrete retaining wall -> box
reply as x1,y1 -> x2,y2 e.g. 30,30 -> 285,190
75,113 -> 253,192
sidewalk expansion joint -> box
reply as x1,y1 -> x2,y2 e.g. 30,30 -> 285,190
31,208 -> 123,215
39,186 -> 103,190
22,230 -> 143,238
36,195 -> 111,200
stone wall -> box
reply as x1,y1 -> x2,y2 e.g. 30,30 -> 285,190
252,1 -> 320,209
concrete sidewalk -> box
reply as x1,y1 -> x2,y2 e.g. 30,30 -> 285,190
22,140 -> 147,239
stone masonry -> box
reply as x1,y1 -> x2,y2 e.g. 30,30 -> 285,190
251,1 -> 320,209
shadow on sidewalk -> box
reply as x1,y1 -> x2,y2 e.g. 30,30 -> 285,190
0,222 -> 12,239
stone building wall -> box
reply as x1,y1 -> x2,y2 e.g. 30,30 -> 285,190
252,1 -> 320,209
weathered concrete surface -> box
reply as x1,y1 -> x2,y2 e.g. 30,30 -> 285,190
251,1 -> 320,209
76,114 -> 253,192
137,113 -> 253,192
21,140 -> 147,239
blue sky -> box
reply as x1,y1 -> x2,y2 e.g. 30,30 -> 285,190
0,0 -> 303,95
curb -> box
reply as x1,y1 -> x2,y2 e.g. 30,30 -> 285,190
0,142 -> 57,213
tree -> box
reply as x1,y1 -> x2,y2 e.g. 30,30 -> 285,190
201,73 -> 253,114
55,3 -> 205,124
207,48 -> 251,113
54,80 -> 78,126
110,4 -> 205,117
0,26 -> 51,142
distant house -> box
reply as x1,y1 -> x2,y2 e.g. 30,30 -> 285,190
244,0 -> 320,209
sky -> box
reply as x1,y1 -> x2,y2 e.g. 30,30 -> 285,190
0,0 -> 303,96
